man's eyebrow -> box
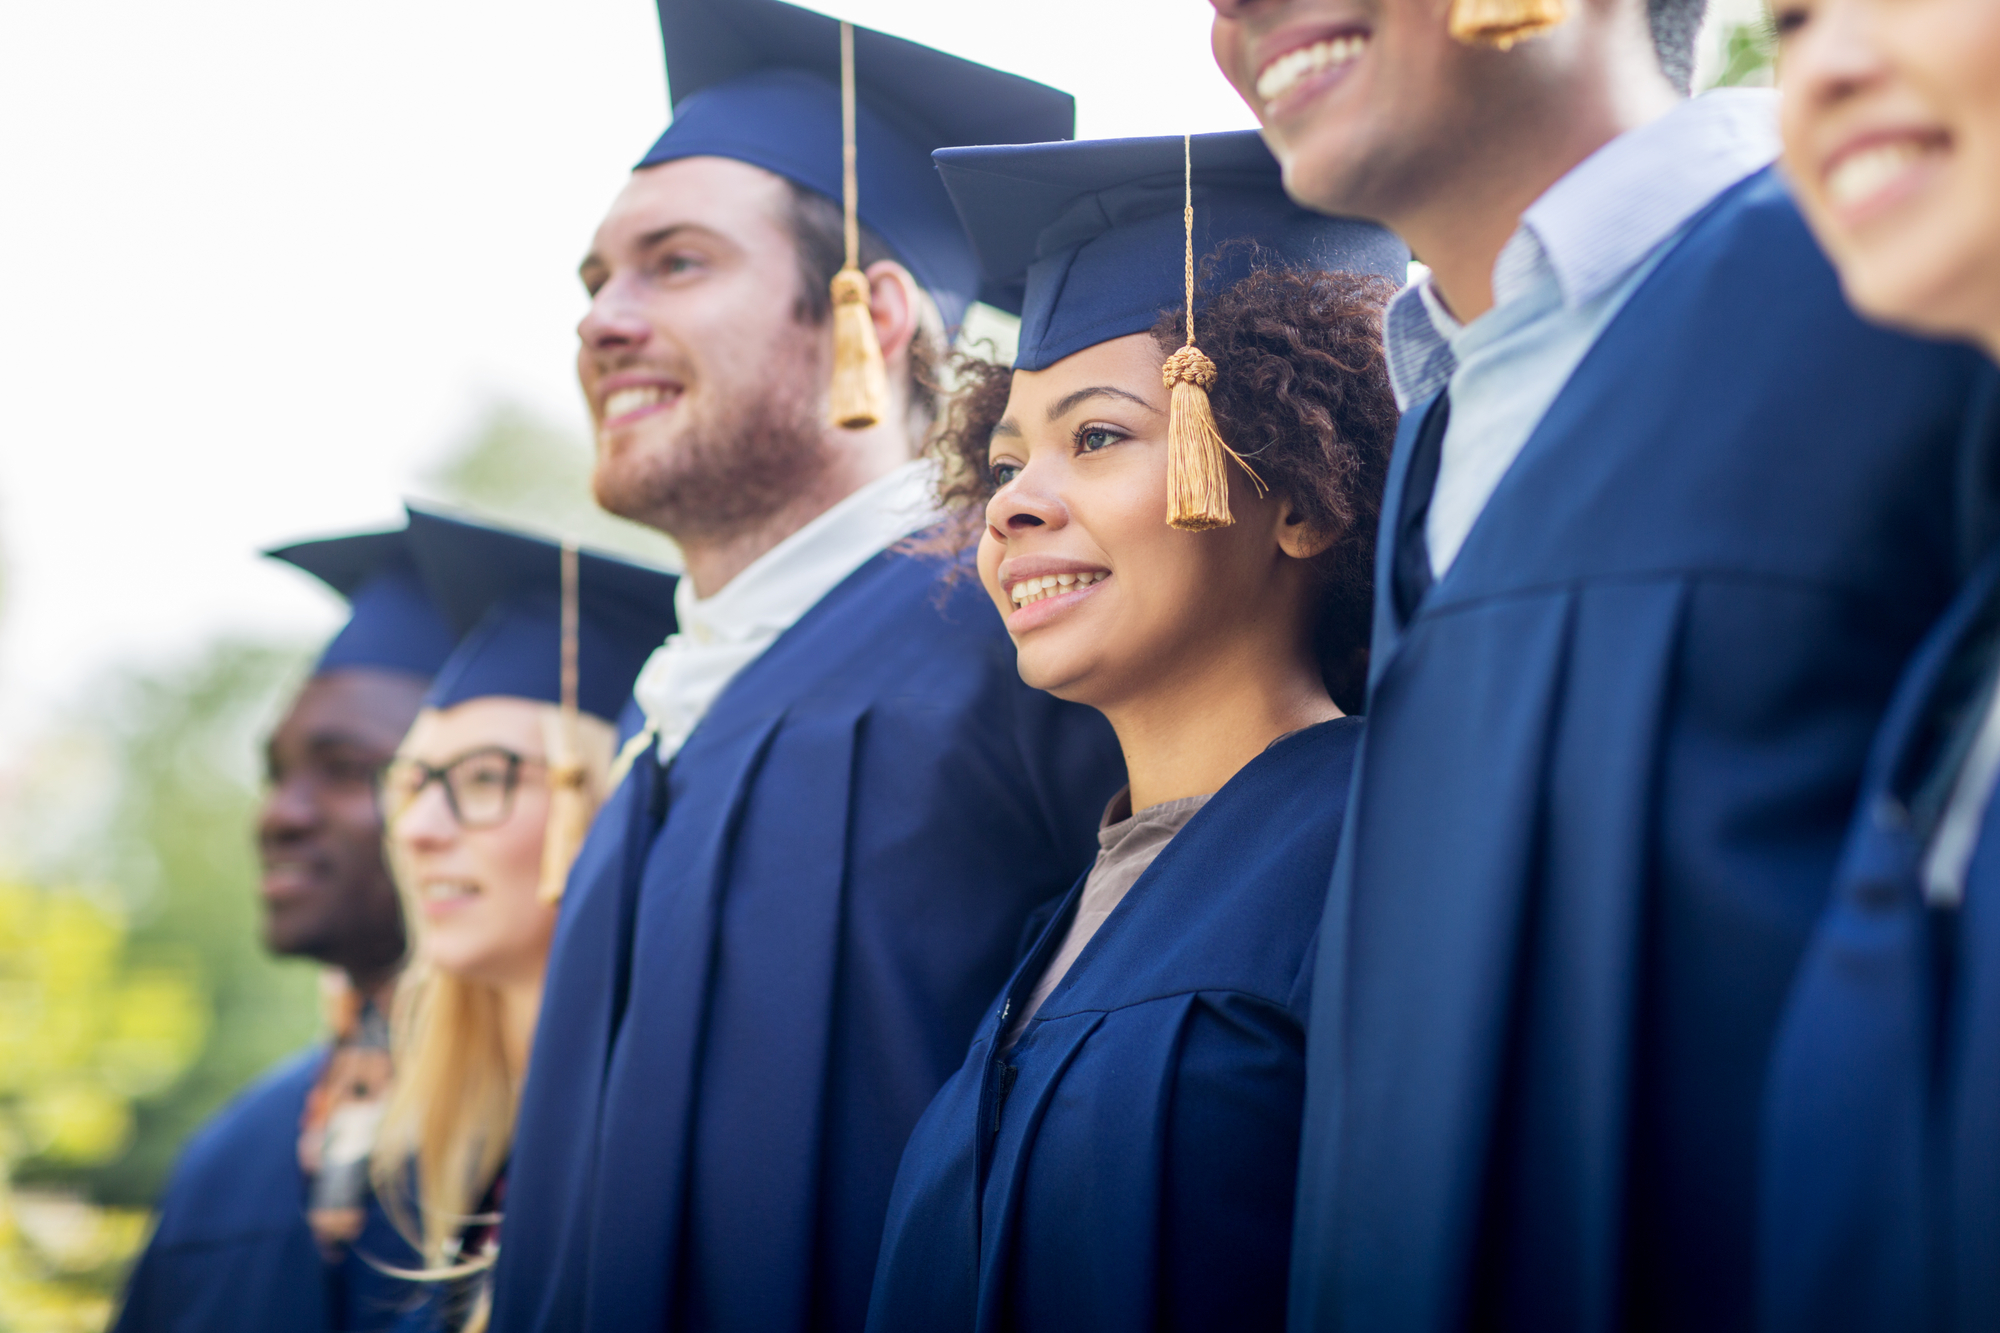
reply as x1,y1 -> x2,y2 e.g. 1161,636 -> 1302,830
633,223 -> 701,251
1047,385 -> 1157,422
578,222 -> 723,281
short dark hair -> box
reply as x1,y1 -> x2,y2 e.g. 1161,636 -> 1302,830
928,264 -> 1400,714
1651,0 -> 1709,93
779,182 -> 943,436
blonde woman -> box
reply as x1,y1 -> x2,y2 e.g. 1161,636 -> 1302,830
370,508 -> 675,1333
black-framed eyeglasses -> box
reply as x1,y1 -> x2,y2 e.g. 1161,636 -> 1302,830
379,747 -> 545,830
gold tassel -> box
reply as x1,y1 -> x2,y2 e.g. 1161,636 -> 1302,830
830,267 -> 889,430
1166,134 -> 1264,533
538,761 -> 592,905
1447,0 -> 1569,48
538,542 -> 593,905
827,21 -> 890,432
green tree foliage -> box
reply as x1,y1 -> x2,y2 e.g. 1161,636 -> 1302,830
0,880 -> 205,1332
10,640 -> 322,1209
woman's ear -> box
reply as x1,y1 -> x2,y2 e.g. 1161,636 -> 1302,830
1275,495 -> 1338,560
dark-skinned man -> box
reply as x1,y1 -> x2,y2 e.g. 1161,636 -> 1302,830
487,3 -> 1126,1331
1206,0 -> 1991,1329
116,527 -> 455,1333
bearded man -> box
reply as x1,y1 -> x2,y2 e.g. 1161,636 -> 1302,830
485,4 -> 1124,1332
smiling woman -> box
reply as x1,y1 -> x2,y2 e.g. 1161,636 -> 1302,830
366,510 -> 675,1333
1774,0 -> 2000,355
865,132 -> 1405,1333
934,260 -> 1395,720
1757,0 -> 2000,1326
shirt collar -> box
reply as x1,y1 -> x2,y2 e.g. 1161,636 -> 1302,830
672,458 -> 942,647
1510,88 -> 1780,310
1383,88 -> 1780,409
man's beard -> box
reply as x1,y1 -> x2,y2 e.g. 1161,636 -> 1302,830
593,369 -> 832,546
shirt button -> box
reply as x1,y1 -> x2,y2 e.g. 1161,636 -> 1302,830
1851,877 -> 1905,913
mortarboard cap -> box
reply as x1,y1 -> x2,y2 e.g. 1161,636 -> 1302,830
638,0 -> 1076,332
934,131 -> 1409,374
402,508 -> 677,723
267,528 -> 459,679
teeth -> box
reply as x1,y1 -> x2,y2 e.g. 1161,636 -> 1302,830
1010,571 -> 1107,607
1256,35 -> 1368,105
420,881 -> 479,902
1824,140 -> 1932,211
603,386 -> 666,420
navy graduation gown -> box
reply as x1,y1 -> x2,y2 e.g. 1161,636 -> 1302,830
1761,370 -> 2000,1333
115,1048 -> 417,1333
488,547 -> 1125,1333
1289,168 -> 1988,1333
868,717 -> 1362,1333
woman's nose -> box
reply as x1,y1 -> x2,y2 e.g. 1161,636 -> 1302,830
1780,0 -> 1887,111
393,781 -> 459,849
986,469 -> 1067,537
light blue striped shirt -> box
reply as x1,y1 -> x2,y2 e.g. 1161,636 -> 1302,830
1384,89 -> 1781,578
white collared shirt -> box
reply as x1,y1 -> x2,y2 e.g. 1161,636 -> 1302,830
1382,89 -> 1781,579
630,460 -> 942,764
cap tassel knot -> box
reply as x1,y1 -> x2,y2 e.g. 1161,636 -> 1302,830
538,542 -> 593,905
1166,135 -> 1264,533
1447,0 -> 1569,48
828,21 -> 890,432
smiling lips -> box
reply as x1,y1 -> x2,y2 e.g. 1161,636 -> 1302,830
418,879 -> 480,916
1254,33 -> 1369,108
601,383 -> 678,426
1009,570 -> 1108,608
1822,136 -> 1945,215
260,857 -> 324,901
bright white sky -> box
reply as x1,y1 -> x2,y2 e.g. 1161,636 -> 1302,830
0,0 -> 1260,758
0,0 -> 1759,761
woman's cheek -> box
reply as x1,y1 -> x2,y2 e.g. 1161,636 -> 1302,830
977,530 -> 1011,619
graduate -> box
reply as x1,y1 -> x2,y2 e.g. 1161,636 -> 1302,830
1758,2 -> 2000,1327
1203,0 -> 1995,1328
864,131 -> 1406,1333
116,526 -> 455,1333
368,508 -> 676,1333
486,5 -> 1126,1331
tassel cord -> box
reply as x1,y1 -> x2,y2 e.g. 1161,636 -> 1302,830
827,20 -> 890,431
539,542 -> 593,904
1165,134 -> 1265,531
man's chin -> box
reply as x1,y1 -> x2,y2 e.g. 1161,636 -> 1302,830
591,457 -> 677,531
590,389 -> 834,545
258,903 -> 328,962
1275,139 -> 1374,219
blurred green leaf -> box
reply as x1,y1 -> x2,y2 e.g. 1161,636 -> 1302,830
1708,17 -> 1775,88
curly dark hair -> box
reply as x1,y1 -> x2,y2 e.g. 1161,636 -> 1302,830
928,265 -> 1399,714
